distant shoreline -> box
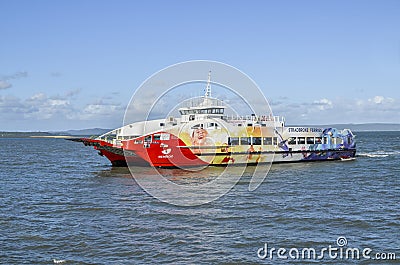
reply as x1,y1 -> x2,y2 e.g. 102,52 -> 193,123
29,135 -> 78,139
0,132 -> 89,138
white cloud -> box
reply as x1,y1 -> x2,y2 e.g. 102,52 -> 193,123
0,71 -> 28,90
83,103 -> 122,116
24,93 -> 72,120
313,98 -> 333,110
367,95 -> 395,105
1,71 -> 28,80
1,90 -> 399,130
269,96 -> 400,124
0,80 -> 12,90
0,90 -> 127,130
369,95 -> 384,104
65,88 -> 81,97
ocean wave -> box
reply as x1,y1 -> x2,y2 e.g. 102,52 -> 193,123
357,150 -> 400,158
53,259 -> 66,264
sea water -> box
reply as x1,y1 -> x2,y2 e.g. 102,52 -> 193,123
0,131 -> 399,264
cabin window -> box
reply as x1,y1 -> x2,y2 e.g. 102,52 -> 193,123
315,137 -> 322,144
153,134 -> 161,141
306,137 -> 315,144
323,137 -> 328,144
228,137 -> 239,145
238,124 -> 242,127
263,137 -> 272,145
159,122 -> 165,127
247,123 -> 253,127
252,137 -> 262,145
298,137 -> 305,144
240,137 -> 251,145
144,135 -> 152,142
191,124 -> 203,129
273,137 -> 278,145
288,137 -> 296,145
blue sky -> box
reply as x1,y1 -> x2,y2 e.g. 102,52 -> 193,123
1,0 -> 399,131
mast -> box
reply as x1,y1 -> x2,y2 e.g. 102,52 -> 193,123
204,71 -> 211,98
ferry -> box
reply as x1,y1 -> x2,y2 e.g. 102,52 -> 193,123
74,73 -> 356,167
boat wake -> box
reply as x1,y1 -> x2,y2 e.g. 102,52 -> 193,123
357,150 -> 400,158
53,259 -> 66,264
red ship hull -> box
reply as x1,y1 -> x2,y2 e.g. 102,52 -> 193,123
123,132 -> 209,168
73,138 -> 148,167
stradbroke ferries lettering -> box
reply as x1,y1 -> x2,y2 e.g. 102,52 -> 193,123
288,127 -> 323,133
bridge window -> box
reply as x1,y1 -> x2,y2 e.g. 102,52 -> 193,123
263,137 -> 272,145
240,137 -> 251,145
306,137 -> 315,144
315,137 -> 322,144
288,137 -> 296,145
273,137 -> 278,145
252,137 -> 262,145
153,134 -> 161,141
228,137 -> 239,145
298,137 -> 305,144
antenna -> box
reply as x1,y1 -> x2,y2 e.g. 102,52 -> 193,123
204,71 -> 211,98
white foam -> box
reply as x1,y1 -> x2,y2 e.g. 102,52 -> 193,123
53,259 -> 66,264
340,157 -> 356,161
357,150 -> 398,158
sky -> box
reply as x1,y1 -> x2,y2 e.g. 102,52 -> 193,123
1,0 -> 399,131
